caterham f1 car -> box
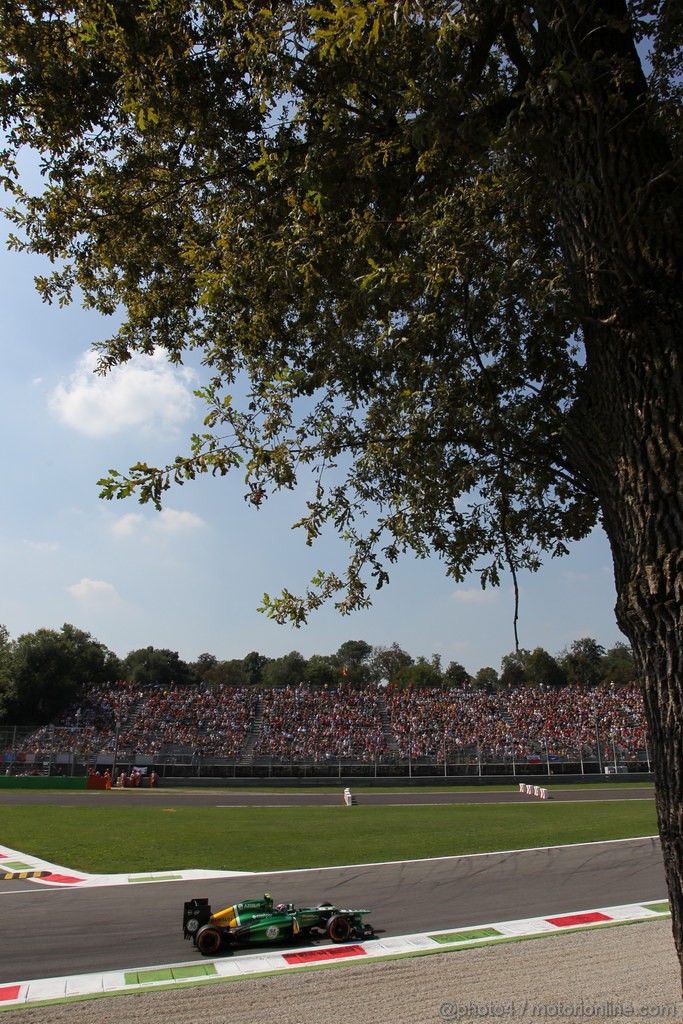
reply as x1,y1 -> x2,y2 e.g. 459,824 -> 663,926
183,892 -> 374,956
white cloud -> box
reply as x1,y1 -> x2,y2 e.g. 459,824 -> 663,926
111,513 -> 146,537
49,349 -> 197,439
111,507 -> 205,537
154,508 -> 205,533
67,578 -> 120,606
450,587 -> 499,605
23,540 -> 59,552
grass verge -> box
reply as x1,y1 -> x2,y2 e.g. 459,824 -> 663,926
0,800 -> 657,874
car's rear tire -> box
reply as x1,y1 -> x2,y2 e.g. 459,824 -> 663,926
196,925 -> 223,956
327,915 -> 352,943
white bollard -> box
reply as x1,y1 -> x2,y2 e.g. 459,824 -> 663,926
520,783 -> 550,799
343,787 -> 353,806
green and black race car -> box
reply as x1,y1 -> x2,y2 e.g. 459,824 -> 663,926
183,892 -> 374,956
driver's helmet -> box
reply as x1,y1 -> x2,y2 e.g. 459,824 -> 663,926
275,903 -> 288,912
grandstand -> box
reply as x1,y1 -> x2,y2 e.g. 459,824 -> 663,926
1,680 -> 651,780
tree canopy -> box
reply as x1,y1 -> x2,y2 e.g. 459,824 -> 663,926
369,642 -> 414,684
0,0 -> 646,620
261,649 -> 308,687
120,646 -> 195,688
0,1 -> 679,623
0,624 -> 15,719
6,624 -> 120,725
1,0 -> 682,984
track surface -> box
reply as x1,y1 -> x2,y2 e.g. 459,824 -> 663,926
0,784 -> 655,806
0,786 -> 664,986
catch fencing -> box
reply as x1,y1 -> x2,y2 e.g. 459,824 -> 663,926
0,726 -> 651,781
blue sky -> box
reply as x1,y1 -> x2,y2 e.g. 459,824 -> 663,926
0,216 -> 626,675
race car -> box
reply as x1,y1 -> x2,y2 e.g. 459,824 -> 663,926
183,892 -> 374,956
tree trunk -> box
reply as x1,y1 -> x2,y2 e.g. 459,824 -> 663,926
593,328 -> 683,991
541,0 -> 683,990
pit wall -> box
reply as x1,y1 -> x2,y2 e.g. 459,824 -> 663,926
0,776 -> 86,790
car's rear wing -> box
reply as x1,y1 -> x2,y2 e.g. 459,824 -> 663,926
183,898 -> 212,940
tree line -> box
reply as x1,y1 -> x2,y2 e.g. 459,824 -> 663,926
0,623 -> 634,729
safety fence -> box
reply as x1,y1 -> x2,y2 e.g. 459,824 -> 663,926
0,726 -> 651,782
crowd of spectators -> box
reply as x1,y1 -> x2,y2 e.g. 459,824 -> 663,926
386,681 -> 648,761
117,685 -> 260,757
252,685 -> 388,761
6,680 -> 649,765
11,681 -> 143,756
386,686 -> 503,760
501,683 -> 647,761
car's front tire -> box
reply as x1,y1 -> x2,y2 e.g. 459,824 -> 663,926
196,925 -> 223,956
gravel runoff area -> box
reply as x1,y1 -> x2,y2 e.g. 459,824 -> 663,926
4,921 -> 682,1024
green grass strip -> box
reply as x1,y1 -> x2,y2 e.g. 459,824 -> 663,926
124,969 -> 174,985
0,861 -> 33,870
430,926 -> 503,944
643,901 -> 670,913
128,874 -> 182,882
0,801 -> 657,874
124,964 -> 217,985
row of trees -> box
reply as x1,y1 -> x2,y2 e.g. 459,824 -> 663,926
0,623 -> 634,728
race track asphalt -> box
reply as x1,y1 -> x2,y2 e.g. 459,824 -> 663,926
0,785 -> 664,985
0,784 -> 656,806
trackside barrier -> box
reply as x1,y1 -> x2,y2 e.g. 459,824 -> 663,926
518,782 -> 550,799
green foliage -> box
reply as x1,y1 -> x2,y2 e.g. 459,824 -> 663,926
523,648 -> 567,689
191,653 -> 249,688
473,666 -> 499,690
7,624 -> 120,726
213,660 -> 251,687
304,653 -> 338,687
0,624 -> 15,721
559,638 -> 608,687
499,647 -> 559,688
335,639 -> 373,666
444,660 -> 472,687
394,659 -> 443,689
193,652 -> 218,675
497,639 -> 630,689
499,649 -> 528,689
333,639 -> 373,685
600,643 -> 636,687
120,646 -> 194,688
0,620 -> 635,717
369,642 -> 413,684
6,0 -> 662,623
0,800 -> 657,874
261,650 -> 307,688
241,651 -> 270,686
